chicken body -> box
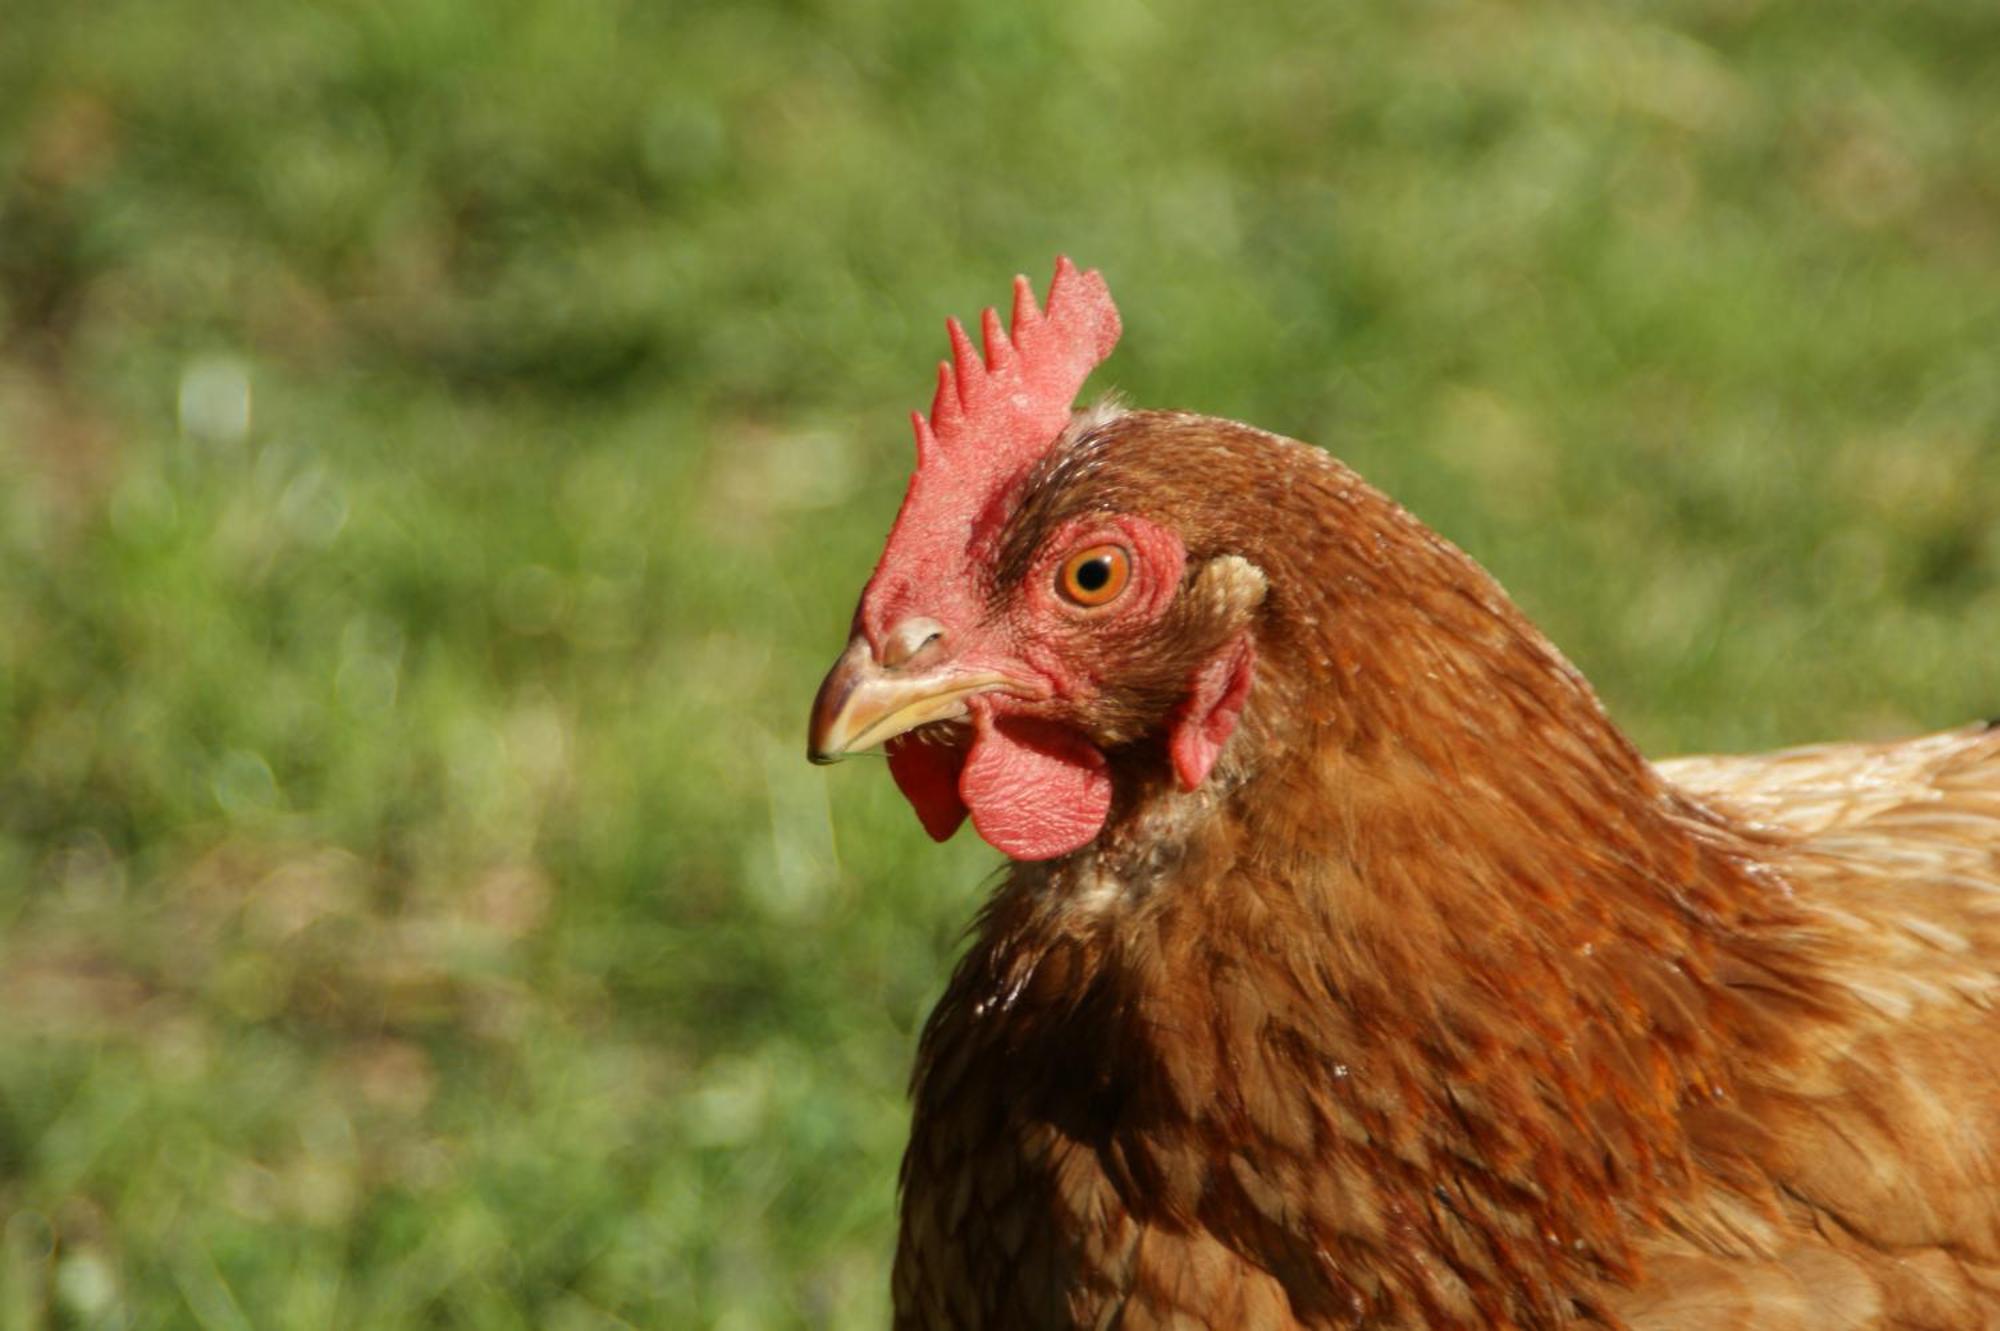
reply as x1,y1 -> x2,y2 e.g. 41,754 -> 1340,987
870,413 -> 2000,1329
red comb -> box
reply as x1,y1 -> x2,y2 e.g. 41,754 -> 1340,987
909,255 -> 1121,476
859,258 -> 1121,646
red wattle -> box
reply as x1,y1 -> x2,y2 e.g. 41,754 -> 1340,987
887,735 -> 970,842
960,710 -> 1111,862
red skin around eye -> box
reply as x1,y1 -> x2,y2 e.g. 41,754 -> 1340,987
1007,516 -> 1185,702
1024,516 -> 1186,626
884,514 -> 1260,860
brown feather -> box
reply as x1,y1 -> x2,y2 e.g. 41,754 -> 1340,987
888,411 -> 2000,1329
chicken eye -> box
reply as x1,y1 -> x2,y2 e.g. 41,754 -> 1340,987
1058,545 -> 1131,607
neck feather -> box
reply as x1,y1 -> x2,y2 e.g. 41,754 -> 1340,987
931,459 -> 1833,1321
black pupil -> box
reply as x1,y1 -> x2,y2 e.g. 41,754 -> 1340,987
1074,556 -> 1112,593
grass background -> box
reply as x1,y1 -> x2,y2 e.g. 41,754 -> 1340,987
1,0 -> 1996,1326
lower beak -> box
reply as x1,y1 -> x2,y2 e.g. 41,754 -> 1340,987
807,636 -> 1023,764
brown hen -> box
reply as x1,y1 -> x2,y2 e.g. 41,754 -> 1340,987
808,260 -> 2000,1330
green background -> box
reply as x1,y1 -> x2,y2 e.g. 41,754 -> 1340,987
2,1 -> 1996,1325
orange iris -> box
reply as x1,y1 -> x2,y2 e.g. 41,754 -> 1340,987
1058,545 -> 1131,607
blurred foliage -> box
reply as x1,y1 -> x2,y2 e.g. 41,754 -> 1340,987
0,0 -> 1996,1325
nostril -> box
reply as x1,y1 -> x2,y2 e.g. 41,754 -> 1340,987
881,617 -> 947,670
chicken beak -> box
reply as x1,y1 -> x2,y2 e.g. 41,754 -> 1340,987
807,636 -> 1022,764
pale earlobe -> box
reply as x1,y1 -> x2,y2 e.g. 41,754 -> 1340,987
1166,555 -> 1267,790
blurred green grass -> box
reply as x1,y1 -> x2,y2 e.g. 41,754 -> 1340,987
1,0 -> 1996,1325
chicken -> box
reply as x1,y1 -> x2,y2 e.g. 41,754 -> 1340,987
806,258 -> 2000,1330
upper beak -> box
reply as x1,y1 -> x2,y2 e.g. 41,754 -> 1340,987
807,635 -> 1025,764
